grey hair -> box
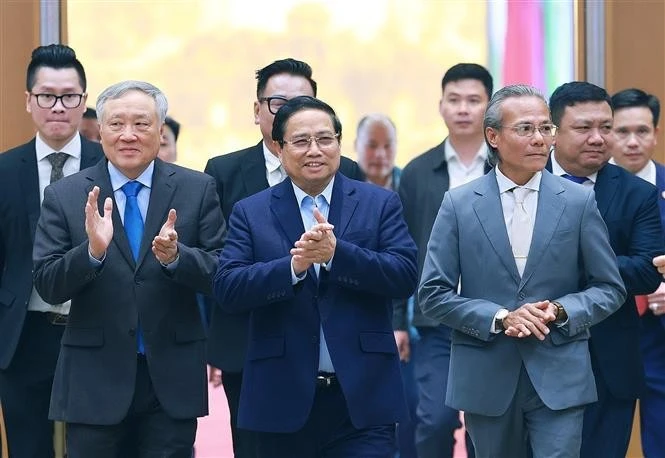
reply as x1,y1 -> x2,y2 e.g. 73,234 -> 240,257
96,80 -> 168,123
483,84 -> 547,166
356,113 -> 397,139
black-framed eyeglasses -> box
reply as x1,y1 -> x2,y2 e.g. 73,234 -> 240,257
282,133 -> 340,153
258,96 -> 289,115
31,93 -> 85,109
504,123 -> 556,137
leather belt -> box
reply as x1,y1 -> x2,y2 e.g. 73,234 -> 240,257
316,372 -> 337,388
45,312 -> 68,326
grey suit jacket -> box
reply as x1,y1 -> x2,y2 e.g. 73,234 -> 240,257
418,169 -> 626,416
33,158 -> 225,424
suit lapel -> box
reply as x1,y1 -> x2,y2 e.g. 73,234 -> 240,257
139,160 -> 177,267
19,140 -> 41,243
472,172 -> 521,284
593,164 -> 619,218
83,161 -> 137,268
519,172 -> 565,287
242,142 -> 270,195
271,179 -> 306,248
327,174 -> 358,238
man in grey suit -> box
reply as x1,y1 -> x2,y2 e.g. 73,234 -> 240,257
418,85 -> 626,458
33,80 -> 225,457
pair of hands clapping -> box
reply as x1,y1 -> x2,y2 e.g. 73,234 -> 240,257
85,186 -> 178,264
291,207 -> 336,275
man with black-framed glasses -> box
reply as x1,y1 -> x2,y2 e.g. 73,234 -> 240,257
0,44 -> 102,458
204,58 -> 363,458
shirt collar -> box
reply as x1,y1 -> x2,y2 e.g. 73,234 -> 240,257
108,160 -> 155,192
263,141 -> 282,174
495,166 -> 542,194
608,157 -> 656,184
291,176 -> 335,207
444,139 -> 488,164
551,150 -> 598,184
35,133 -> 81,161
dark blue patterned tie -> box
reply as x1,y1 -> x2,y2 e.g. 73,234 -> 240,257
562,173 -> 589,185
121,181 -> 145,353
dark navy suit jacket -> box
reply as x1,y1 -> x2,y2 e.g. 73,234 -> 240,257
214,173 -> 417,433
548,162 -> 663,399
204,142 -> 363,372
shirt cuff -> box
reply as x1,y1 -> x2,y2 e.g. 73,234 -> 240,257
160,253 -> 180,270
491,308 -> 509,334
321,254 -> 334,271
88,248 -> 105,266
291,257 -> 307,285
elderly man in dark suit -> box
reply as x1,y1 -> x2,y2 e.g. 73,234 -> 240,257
548,81 -> 663,458
33,80 -> 225,458
0,44 -> 102,458
419,84 -> 626,458
214,96 -> 417,457
204,58 -> 363,458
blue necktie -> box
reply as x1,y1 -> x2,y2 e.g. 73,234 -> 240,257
121,181 -> 145,354
301,195 -> 334,372
562,173 -> 589,185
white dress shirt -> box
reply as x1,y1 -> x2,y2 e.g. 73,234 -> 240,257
445,140 -> 488,190
551,152 -> 597,187
28,134 -> 83,313
263,142 -> 285,187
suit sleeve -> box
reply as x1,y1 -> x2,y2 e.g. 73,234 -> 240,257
213,201 -> 295,313
169,177 -> 226,295
418,192 -> 503,341
33,185 -> 102,304
392,168 -> 414,330
615,185 -> 663,295
325,192 -> 417,299
554,191 -> 627,336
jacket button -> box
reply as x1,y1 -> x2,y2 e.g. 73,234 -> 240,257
128,328 -> 136,336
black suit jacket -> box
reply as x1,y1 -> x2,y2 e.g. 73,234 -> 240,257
0,136 -> 102,370
205,141 -> 364,371
393,139 -> 491,330
33,158 -> 226,424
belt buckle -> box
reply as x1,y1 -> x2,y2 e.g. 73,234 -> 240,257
316,373 -> 335,388
48,312 -> 68,326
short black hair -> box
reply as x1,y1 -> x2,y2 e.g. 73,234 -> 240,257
441,63 -> 493,100
256,58 -> 317,99
272,96 -> 341,145
26,44 -> 87,92
611,88 -> 660,127
164,116 -> 181,140
549,81 -> 612,126
83,107 -> 97,119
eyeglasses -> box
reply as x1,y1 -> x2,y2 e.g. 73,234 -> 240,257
282,133 -> 340,153
504,123 -> 556,137
31,93 -> 85,109
258,96 -> 289,115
